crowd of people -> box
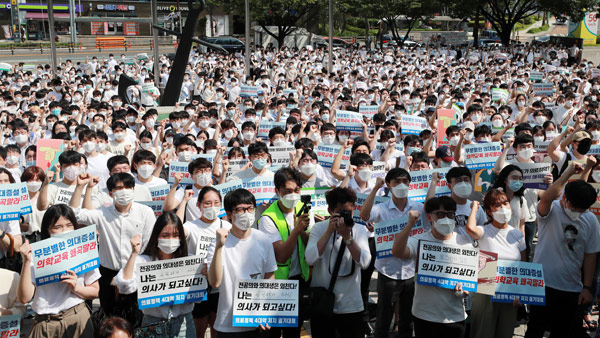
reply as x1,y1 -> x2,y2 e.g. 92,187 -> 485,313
0,40 -> 599,338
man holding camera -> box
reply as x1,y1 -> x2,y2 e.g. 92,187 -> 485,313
305,187 -> 371,338
258,167 -> 311,338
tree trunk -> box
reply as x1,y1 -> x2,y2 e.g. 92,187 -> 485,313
341,13 -> 347,35
473,7 -> 480,47
365,17 -> 370,38
499,24 -> 512,46
401,18 -> 418,46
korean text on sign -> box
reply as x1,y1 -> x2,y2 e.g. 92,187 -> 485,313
408,168 -> 451,202
374,216 -> 423,258
463,142 -> 502,170
233,279 -> 299,328
168,161 -> 193,185
0,182 -> 31,221
335,110 -> 364,132
417,240 -> 479,292
492,260 -> 545,305
242,177 -> 277,205
30,225 -> 99,286
515,162 -> 552,190
0,314 -> 20,338
401,115 -> 429,135
137,256 -> 208,309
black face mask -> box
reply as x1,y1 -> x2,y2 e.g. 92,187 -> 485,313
577,138 -> 592,155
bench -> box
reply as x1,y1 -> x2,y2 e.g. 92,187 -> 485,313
96,37 -> 128,52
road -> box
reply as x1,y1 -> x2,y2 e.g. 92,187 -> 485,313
0,46 -> 177,64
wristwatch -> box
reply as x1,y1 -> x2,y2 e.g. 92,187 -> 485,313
344,237 -> 353,245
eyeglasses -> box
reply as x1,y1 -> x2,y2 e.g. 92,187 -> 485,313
433,211 -> 455,219
233,206 -> 255,214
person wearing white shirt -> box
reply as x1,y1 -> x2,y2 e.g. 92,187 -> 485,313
132,150 -> 168,189
72,173 -> 156,322
17,204 -> 99,338
78,130 -> 110,190
107,121 -> 134,157
0,169 -> 22,261
89,156 -> 152,208
165,158 -> 214,222
305,187 -> 371,338
392,196 -> 472,338
115,212 -> 196,338
207,188 -> 277,335
360,170 -> 425,338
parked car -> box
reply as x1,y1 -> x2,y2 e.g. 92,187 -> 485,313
199,36 -> 245,53
381,34 -> 421,48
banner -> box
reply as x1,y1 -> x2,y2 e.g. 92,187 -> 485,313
36,139 -> 65,173
242,177 -> 277,205
437,109 -> 455,147
149,184 -> 171,201
225,159 -> 250,178
464,142 -> 502,170
534,140 -> 550,154
240,85 -> 259,97
492,260 -> 545,305
514,162 -> 552,190
529,71 -> 544,81
257,122 -> 286,139
31,225 -> 99,286
374,216 -> 423,258
137,256 -> 208,309
359,105 -> 379,119
233,279 -> 299,328
168,161 -> 193,185
532,83 -> 554,96
335,110 -> 363,132
477,250 -> 498,296
214,180 -> 244,216
268,146 -> 295,168
315,144 -> 350,169
401,115 -> 429,135
0,182 -> 31,220
491,88 -> 509,102
0,314 -> 20,338
417,240 -> 479,292
408,168 -> 451,202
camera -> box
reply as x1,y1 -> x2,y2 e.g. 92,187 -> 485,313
297,195 -> 312,217
338,209 -> 354,227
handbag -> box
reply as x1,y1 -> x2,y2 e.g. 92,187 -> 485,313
134,308 -> 173,338
0,233 -> 23,273
301,240 -> 348,319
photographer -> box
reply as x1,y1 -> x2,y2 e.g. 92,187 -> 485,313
305,187 -> 371,338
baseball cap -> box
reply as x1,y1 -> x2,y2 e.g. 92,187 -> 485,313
435,146 -> 454,162
463,121 -> 475,131
573,131 -> 591,142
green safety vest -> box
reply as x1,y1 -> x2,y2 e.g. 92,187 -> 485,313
262,201 -> 310,281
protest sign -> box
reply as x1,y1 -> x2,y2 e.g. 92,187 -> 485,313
371,161 -> 386,179
257,122 -> 286,139
492,260 -> 545,305
225,159 -> 249,178
589,183 -> 600,216
514,162 -> 552,189
0,63 -> 11,72
300,187 -> 330,217
491,88 -> 509,102
242,177 -> 277,205
477,251 -> 498,296
137,256 -> 208,309
437,109 -> 455,147
592,68 -> 600,79
401,115 -> 429,135
168,161 -> 193,185
0,182 -> 31,220
0,315 -> 20,338
529,71 -> 544,81
464,142 -> 502,170
352,193 -> 389,225
417,240 -> 479,292
359,105 -> 379,119
233,279 -> 299,328
315,144 -> 350,169
240,85 -> 259,97
374,141 -> 404,153
534,140 -> 550,154
214,180 -> 244,216
136,53 -> 148,61
408,168 -> 451,202
335,110 -> 363,132
268,146 -> 295,168
31,225 -> 99,286
139,201 -> 164,218
36,139 -> 65,173
374,216 -> 423,258
587,144 -> 600,156
532,83 -> 554,96
149,184 -> 171,201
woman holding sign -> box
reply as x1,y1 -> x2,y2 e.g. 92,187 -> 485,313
465,189 -> 526,338
16,204 -> 100,338
114,212 -> 195,338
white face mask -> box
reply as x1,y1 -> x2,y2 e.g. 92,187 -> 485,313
492,119 -> 503,128
63,166 -> 80,181
83,141 -> 96,153
199,120 -> 210,129
224,129 -> 235,139
96,143 -> 107,153
195,172 -> 212,186
137,165 -> 155,179
301,163 -> 317,176
452,182 -> 472,199
50,229 -> 73,238
27,181 -> 42,192
234,211 -> 255,231
145,119 -> 155,128
14,134 -> 28,144
280,193 -> 300,210
114,132 -> 125,141
535,116 -> 546,125
464,132 -> 473,141
591,131 -> 600,141
433,217 -> 455,236
242,131 -> 255,141
322,135 -> 336,145
338,135 -> 348,143
113,189 -> 134,206
492,207 -> 512,224
178,151 -> 193,162
592,170 -> 600,183
6,155 -> 19,165
140,142 -> 153,150
202,206 -> 220,221
310,133 -> 321,142
564,204 -> 582,222
534,136 -> 544,143
391,183 -> 409,199
357,168 -> 372,182
449,136 -> 460,146
157,238 -> 180,254
518,148 -> 534,160
273,139 -> 285,147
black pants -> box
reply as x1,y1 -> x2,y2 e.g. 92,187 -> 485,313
524,221 -> 536,261
525,287 -> 583,338
374,275 -> 414,338
269,275 -> 309,338
361,237 -> 377,322
413,316 -> 465,338
310,312 -> 365,338
216,330 -> 264,338
98,265 -> 143,326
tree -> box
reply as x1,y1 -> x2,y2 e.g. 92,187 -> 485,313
372,0 -> 438,47
220,0 -> 319,49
